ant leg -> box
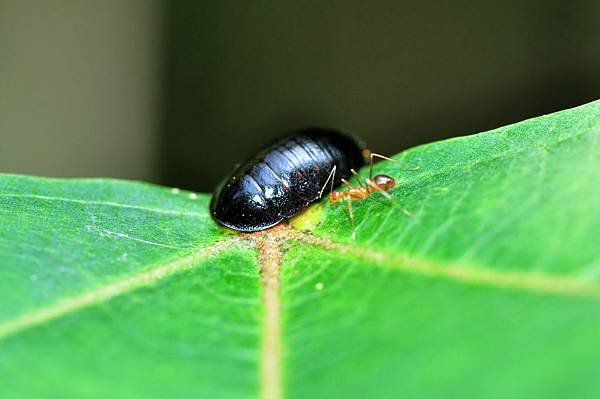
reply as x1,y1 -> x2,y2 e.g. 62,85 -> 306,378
368,152 -> 420,179
345,196 -> 356,240
369,153 -> 398,179
370,153 -> 397,162
318,165 -> 337,198
341,178 -> 358,189
365,178 -> 393,200
350,169 -> 366,188
365,178 -> 412,216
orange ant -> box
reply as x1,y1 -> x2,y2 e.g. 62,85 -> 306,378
319,150 -> 419,239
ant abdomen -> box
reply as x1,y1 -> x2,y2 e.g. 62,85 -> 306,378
371,175 -> 395,191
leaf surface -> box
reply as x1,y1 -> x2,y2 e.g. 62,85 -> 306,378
1,101 -> 599,398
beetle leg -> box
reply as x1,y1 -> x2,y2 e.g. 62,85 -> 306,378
318,165 -> 337,198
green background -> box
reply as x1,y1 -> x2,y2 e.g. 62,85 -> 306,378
2,1 -> 599,192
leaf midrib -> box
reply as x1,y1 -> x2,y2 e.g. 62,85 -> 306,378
3,223 -> 598,343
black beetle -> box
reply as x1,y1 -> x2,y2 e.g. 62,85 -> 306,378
210,127 -> 366,232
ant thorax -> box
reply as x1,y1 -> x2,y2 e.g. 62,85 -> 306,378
329,191 -> 345,203
324,152 -> 418,241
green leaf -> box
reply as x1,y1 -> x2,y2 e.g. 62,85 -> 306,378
1,100 -> 599,399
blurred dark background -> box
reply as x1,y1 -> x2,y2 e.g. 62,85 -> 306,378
1,1 -> 599,192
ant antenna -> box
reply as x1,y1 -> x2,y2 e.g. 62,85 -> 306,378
318,165 -> 337,198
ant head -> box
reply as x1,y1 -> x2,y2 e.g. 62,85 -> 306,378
372,174 -> 395,191
329,191 -> 344,204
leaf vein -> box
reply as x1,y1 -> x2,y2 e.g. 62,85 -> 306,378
0,193 -> 208,218
288,230 -> 600,299
0,239 -> 238,341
